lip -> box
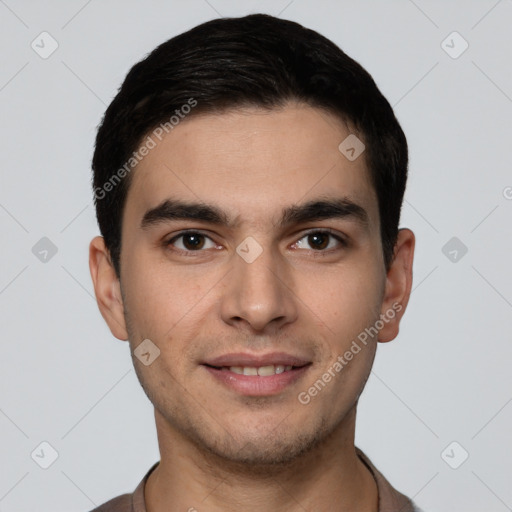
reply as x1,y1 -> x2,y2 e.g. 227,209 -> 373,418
203,351 -> 311,368
201,352 -> 312,397
203,365 -> 311,396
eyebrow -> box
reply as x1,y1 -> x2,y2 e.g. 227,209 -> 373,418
140,196 -> 369,231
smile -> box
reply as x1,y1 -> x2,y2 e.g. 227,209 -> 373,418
213,364 -> 295,376
202,362 -> 312,396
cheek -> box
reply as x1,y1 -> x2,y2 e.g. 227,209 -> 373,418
305,264 -> 383,334
122,253 -> 216,340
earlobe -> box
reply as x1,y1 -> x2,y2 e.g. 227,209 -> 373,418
89,236 -> 129,341
377,228 -> 415,343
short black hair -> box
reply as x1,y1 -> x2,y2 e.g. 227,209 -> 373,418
92,13 -> 408,278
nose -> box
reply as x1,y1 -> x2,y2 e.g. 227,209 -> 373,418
219,241 -> 298,333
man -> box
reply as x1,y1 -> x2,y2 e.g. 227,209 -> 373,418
89,13 -> 420,512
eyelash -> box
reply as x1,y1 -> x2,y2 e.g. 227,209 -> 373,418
164,229 -> 347,256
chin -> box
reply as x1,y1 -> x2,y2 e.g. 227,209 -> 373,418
190,416 -> 331,474
207,438 -> 313,470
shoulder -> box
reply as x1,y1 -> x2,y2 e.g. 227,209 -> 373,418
355,446 -> 420,512
87,461 -> 159,512
89,493 -> 132,512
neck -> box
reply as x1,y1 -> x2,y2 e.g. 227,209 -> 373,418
145,405 -> 378,512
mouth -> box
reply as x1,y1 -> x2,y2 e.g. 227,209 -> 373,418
201,352 -> 312,396
203,363 -> 308,376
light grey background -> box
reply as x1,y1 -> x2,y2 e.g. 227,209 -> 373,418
1,1 -> 511,511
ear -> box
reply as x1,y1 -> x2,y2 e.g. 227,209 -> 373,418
89,236 -> 128,341
378,228 -> 415,343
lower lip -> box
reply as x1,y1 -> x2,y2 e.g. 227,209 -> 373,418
202,365 -> 310,396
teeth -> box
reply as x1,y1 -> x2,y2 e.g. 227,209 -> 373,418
257,365 -> 275,376
228,365 -> 295,376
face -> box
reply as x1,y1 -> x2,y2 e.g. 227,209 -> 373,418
90,103 -> 414,468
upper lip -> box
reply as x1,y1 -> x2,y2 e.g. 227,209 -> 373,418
203,352 -> 311,368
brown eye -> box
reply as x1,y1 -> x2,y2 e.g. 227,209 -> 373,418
294,230 -> 346,251
181,233 -> 205,250
167,232 -> 216,252
308,233 -> 330,250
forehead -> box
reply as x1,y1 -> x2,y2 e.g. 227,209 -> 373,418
124,104 -> 379,231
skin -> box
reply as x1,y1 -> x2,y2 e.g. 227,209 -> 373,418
89,103 -> 415,512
